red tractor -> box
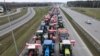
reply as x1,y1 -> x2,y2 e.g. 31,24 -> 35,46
26,43 -> 41,56
58,28 -> 69,42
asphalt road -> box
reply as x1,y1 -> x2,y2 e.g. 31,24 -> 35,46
0,7 -> 35,36
59,8 -> 93,56
0,8 -> 21,17
61,7 -> 100,47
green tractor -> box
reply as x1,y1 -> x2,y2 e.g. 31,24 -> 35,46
59,40 -> 72,56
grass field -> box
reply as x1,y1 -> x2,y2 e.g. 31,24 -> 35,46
72,8 -> 100,20
0,7 -> 49,56
0,8 -> 27,25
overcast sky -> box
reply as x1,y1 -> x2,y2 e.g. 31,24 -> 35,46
0,0 -> 76,2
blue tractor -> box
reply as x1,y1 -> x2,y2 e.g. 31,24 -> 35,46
43,40 -> 54,56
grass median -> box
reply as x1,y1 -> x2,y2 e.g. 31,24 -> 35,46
72,8 -> 100,20
0,7 -> 49,56
61,8 -> 100,56
0,8 -> 27,25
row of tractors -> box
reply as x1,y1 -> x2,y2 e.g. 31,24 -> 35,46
25,7 -> 75,56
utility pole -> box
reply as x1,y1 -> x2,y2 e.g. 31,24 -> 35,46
4,0 -> 19,56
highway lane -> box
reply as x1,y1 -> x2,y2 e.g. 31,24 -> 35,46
59,8 -> 93,56
61,7 -> 100,49
0,7 -> 35,36
0,8 -> 21,17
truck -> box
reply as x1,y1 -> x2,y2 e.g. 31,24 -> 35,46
43,40 -> 54,56
59,40 -> 72,56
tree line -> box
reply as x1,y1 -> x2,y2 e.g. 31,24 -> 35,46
67,1 -> 100,8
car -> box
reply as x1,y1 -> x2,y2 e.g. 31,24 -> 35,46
85,20 -> 92,24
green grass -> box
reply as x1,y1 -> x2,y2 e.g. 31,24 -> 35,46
61,8 -> 100,56
0,8 -> 27,25
0,7 -> 49,56
72,8 -> 100,20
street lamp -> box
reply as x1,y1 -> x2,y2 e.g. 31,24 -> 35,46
4,0 -> 19,56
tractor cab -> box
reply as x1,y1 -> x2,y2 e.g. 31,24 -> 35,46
41,21 -> 45,26
36,30 -> 43,38
58,21 -> 64,28
60,32 -> 69,40
36,30 -> 43,35
58,15 -> 62,20
43,34 -> 48,39
40,22 -> 47,33
40,22 -> 45,30
60,40 -> 72,56
43,40 -> 54,50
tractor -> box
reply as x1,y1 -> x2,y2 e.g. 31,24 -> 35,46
58,28 -> 69,42
58,15 -> 62,21
59,40 -> 72,56
26,44 -> 41,56
43,40 -> 54,56
36,30 -> 44,43
58,21 -> 64,28
40,22 -> 48,34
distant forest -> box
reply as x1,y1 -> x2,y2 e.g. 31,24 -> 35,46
0,2 -> 52,10
67,1 -> 100,8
